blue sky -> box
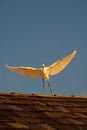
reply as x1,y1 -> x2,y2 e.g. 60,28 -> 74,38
0,0 -> 87,95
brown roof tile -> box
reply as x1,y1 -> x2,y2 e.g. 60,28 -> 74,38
0,92 -> 87,130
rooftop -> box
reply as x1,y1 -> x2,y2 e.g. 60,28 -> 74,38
0,92 -> 87,130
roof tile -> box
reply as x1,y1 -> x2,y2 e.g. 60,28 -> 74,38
0,92 -> 87,130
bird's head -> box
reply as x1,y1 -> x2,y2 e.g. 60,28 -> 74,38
42,64 -> 45,68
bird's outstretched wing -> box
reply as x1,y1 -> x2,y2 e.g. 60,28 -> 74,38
5,65 -> 41,78
47,50 -> 77,76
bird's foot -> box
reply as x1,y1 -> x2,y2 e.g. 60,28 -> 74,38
50,91 -> 54,96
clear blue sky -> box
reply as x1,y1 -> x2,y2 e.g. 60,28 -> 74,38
0,0 -> 87,95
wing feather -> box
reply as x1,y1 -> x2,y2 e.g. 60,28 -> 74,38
5,65 -> 41,78
47,50 -> 77,75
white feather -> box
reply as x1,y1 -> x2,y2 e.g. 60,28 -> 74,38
5,50 -> 77,80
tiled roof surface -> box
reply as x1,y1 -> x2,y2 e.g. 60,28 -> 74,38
0,92 -> 87,130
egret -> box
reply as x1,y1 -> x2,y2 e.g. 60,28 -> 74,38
5,50 -> 77,95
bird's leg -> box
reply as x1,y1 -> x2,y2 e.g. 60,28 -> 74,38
48,80 -> 54,95
42,79 -> 46,91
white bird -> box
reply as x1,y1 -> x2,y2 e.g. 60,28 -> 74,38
5,50 -> 77,95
